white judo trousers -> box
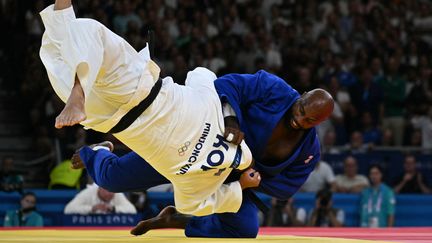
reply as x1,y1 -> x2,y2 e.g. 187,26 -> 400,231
39,5 -> 252,216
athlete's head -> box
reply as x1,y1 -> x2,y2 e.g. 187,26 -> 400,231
288,88 -> 334,130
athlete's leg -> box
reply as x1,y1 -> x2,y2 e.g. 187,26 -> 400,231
185,193 -> 259,238
41,1 -> 108,129
78,147 -> 170,192
131,192 -> 259,238
55,75 -> 86,129
130,206 -> 191,236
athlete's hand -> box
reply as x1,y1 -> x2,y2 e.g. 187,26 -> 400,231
239,168 -> 261,190
224,116 -> 244,145
71,152 -> 85,169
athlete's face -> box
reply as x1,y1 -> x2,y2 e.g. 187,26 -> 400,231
289,93 -> 326,130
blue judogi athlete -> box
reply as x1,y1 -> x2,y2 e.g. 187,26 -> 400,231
77,70 -> 334,238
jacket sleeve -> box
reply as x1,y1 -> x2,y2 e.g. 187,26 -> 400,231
40,4 -> 104,99
214,70 -> 299,125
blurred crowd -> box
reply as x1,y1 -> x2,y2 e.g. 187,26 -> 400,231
2,0 -> 431,157
71,0 -> 432,150
1,0 -> 432,228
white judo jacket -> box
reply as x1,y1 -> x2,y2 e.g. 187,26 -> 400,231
40,5 -> 252,216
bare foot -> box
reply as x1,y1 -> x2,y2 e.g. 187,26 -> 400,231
71,153 -> 85,169
130,206 -> 177,236
55,75 -> 86,129
55,103 -> 86,128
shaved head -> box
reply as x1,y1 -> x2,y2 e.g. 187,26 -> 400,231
288,88 -> 334,130
304,89 -> 334,120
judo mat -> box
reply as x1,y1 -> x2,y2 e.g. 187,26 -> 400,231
1,227 -> 431,243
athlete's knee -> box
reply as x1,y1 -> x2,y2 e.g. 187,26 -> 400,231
91,157 -> 123,192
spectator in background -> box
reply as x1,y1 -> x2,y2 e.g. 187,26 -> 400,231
301,161 -> 336,193
0,156 -> 23,193
349,67 -> 383,129
326,54 -> 357,88
3,192 -> 43,227
327,75 -> 352,141
112,0 -> 142,37
393,155 -> 430,194
318,76 -> 346,144
360,165 -> 395,228
370,57 -> 384,82
380,128 -> 395,147
64,186 -> 136,215
294,66 -> 315,95
408,129 -> 422,147
261,35 -> 282,73
8,0 -> 432,191
360,111 -> 381,146
345,131 -> 369,153
411,107 -> 432,150
267,197 -> 306,227
334,156 -> 369,193
317,100 -> 344,145
378,56 -> 406,146
308,189 -> 344,227
321,129 -> 341,154
405,67 -> 432,116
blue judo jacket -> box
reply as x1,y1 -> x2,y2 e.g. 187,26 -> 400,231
214,70 -> 321,199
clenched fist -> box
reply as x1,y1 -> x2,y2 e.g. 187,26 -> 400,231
239,168 -> 261,189
224,116 -> 244,145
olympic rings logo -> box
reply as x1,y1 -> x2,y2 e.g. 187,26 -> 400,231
178,141 -> 191,156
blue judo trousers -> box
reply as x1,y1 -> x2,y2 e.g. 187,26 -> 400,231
80,70 -> 321,238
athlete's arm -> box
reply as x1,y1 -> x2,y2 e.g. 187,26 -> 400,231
215,70 -> 299,126
221,102 -> 244,145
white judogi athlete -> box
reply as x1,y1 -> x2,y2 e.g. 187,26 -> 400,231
39,5 -> 253,216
